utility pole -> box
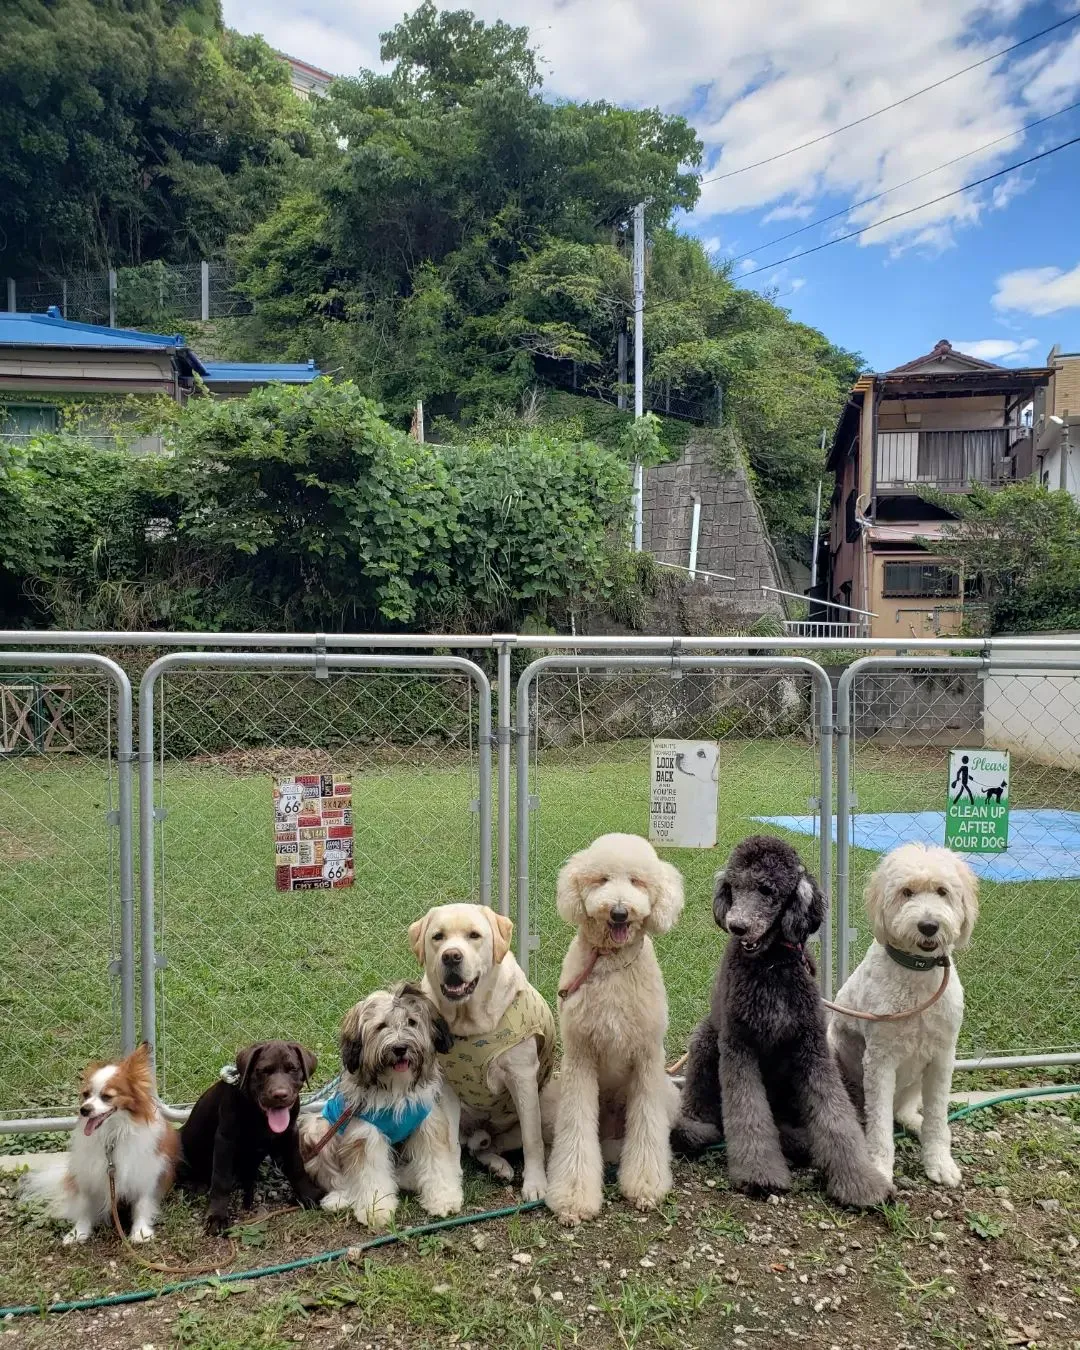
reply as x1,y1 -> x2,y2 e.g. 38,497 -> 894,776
632,200 -> 645,551
617,328 -> 627,411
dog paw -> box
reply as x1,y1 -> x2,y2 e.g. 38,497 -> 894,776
485,1155 -> 515,1184
829,1167 -> 894,1209
359,1196 -> 398,1230
421,1187 -> 463,1218
320,1190 -> 351,1213
924,1155 -> 962,1188
521,1169 -> 547,1203
129,1224 -> 155,1244
204,1212 -> 231,1237
62,1226 -> 90,1246
730,1169 -> 791,1197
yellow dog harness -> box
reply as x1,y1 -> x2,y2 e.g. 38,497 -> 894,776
440,984 -> 557,1116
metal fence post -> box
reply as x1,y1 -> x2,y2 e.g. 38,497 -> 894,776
496,636 -> 514,917
108,268 -> 117,327
835,668 -> 852,991
0,652 -> 135,1133
5,278 -> 14,311
200,261 -> 210,322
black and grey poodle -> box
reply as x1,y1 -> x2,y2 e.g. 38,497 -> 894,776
671,835 -> 891,1208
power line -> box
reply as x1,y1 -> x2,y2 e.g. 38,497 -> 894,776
735,131 -> 1080,278
699,11 -> 1080,185
730,98 -> 1080,265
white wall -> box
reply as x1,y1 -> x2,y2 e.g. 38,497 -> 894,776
984,637 -> 1080,769
1037,443 -> 1080,502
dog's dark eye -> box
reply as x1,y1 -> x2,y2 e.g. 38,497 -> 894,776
901,887 -> 913,898
936,886 -> 947,897
630,877 -> 648,891
467,931 -> 482,941
432,932 -> 444,943
598,876 -> 609,885
407,1017 -> 418,1028
377,1022 -> 389,1033
760,885 -> 773,898
101,1091 -> 115,1102
80,1090 -> 90,1100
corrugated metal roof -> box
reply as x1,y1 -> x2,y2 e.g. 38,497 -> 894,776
0,307 -> 205,374
201,360 -> 321,385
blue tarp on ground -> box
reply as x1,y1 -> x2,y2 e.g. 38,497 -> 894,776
754,810 -> 1080,882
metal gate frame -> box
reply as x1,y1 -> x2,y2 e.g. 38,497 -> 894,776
515,654 -> 834,990
138,651 -> 493,1106
836,653 -> 1080,1073
0,652 -> 135,1134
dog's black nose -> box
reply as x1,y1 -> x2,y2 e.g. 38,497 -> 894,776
610,906 -> 629,924
392,1044 -> 409,1058
917,920 -> 940,936
78,1103 -> 92,1116
726,920 -> 748,937
442,948 -> 463,965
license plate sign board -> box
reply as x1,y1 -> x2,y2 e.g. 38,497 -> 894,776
274,775 -> 354,890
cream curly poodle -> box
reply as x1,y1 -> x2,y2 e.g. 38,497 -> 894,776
545,833 -> 684,1226
828,842 -> 979,1188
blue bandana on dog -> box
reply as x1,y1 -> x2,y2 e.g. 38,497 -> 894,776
320,1092 -> 431,1146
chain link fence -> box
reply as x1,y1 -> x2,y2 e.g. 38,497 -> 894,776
2,633 -> 1080,1129
0,654 -> 134,1130
837,656 -> 1080,1065
8,261 -> 250,328
139,653 -> 491,1106
515,654 -> 830,1051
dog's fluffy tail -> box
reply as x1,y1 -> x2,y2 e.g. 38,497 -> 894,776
17,1156 -> 72,1217
670,1114 -> 723,1156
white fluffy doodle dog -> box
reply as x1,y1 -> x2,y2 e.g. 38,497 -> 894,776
828,842 -> 979,1188
300,982 -> 462,1228
545,833 -> 684,1226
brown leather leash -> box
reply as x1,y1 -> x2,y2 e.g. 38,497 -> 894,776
305,1103 -> 357,1158
106,1153 -> 299,1275
664,947 -> 952,1079
558,947 -> 601,1002
821,960 -> 951,1022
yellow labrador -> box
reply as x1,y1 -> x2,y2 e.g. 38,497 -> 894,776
408,903 -> 557,1200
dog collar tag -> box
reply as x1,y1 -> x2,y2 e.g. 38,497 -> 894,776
885,943 -> 950,973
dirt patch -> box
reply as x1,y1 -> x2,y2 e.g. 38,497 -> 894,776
1,1099 -> 1078,1349
187,744 -> 475,775
0,825 -> 55,863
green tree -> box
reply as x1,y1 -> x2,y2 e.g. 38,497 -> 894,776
0,0 -> 314,274
922,482 -> 1080,634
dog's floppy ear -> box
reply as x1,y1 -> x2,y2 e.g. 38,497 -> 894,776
339,1010 -> 363,1076
235,1043 -> 263,1092
712,872 -> 733,929
780,866 -> 826,945
555,851 -> 590,926
486,908 -> 513,963
290,1044 -> 317,1084
863,860 -> 890,946
645,857 -> 685,935
408,913 -> 431,964
432,1011 -> 454,1055
954,856 -> 979,948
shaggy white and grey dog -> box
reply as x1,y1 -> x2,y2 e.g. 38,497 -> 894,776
545,833 -> 684,1226
299,983 -> 463,1228
828,842 -> 979,1188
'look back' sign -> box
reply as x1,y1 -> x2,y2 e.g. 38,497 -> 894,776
945,749 -> 1010,853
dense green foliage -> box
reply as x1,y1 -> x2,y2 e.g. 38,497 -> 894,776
0,381 -> 632,631
923,482 -> 1080,634
228,4 -> 857,555
2,0 -> 862,567
0,0 -> 313,273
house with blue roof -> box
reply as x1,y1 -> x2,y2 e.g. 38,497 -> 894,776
0,307 -> 322,446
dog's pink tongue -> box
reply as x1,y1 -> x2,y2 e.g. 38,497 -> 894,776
265,1107 -> 291,1135
83,1118 -> 97,1137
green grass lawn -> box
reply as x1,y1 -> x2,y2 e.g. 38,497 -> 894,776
1,738 -> 1079,1120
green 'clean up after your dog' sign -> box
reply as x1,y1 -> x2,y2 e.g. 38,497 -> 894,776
945,748 -> 1010,853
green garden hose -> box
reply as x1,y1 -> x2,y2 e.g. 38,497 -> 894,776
1,1084 -> 1076,1321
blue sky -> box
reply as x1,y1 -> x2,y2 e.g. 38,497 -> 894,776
225,0 -> 1080,372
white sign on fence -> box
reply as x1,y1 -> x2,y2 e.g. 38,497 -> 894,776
649,739 -> 720,848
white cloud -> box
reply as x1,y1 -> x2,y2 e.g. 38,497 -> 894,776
992,261 -> 1080,315
953,337 -> 1039,363
223,0 -> 1080,252
738,258 -> 758,272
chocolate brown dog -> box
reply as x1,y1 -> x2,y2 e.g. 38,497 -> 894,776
178,1041 -> 323,1233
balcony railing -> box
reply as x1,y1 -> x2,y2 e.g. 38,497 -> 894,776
876,427 -> 1030,492
783,619 -> 869,640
